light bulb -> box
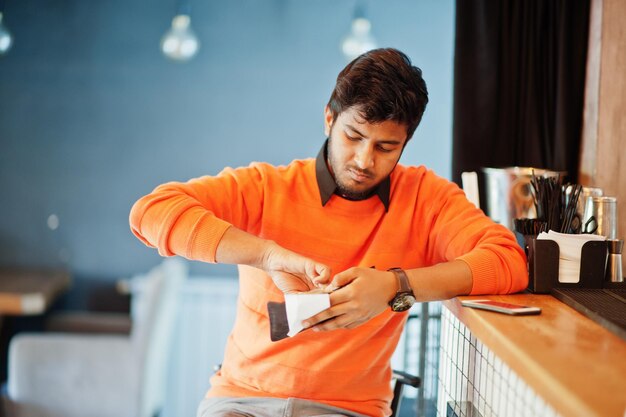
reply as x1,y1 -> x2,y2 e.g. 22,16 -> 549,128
341,17 -> 377,61
0,12 -> 14,56
160,14 -> 200,62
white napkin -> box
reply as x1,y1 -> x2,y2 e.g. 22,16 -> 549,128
537,230 -> 606,283
284,293 -> 330,337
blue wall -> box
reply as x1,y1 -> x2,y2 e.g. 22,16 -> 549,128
0,0 -> 455,280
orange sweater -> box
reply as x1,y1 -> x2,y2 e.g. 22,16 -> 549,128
130,159 -> 527,417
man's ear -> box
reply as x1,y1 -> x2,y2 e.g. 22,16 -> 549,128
324,106 -> 334,137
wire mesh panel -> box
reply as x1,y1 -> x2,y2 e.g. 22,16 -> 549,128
437,307 -> 561,417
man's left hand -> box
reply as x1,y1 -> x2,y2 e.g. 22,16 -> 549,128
302,267 -> 399,331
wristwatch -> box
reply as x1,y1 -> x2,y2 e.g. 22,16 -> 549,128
388,268 -> 416,312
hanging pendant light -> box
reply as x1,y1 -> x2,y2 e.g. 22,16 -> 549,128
0,11 -> 13,56
160,0 -> 199,62
341,1 -> 377,61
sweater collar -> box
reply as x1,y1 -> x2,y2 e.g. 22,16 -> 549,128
315,139 -> 390,212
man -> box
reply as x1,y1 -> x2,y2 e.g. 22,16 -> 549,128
130,48 -> 527,417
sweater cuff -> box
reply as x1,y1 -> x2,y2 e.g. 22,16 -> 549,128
189,215 -> 232,263
456,249 -> 498,295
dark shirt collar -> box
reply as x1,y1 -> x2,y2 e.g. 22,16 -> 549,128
315,139 -> 390,212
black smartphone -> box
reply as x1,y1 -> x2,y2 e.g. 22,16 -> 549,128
460,299 -> 541,315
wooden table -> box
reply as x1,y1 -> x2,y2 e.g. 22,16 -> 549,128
0,269 -> 71,315
444,294 -> 626,417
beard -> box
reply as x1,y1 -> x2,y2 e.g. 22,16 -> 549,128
336,180 -> 377,200
334,171 -> 378,200
327,141 -> 379,201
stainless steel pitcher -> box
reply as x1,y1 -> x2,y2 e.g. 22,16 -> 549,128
481,167 -> 563,230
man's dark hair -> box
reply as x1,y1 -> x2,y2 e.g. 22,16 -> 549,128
327,48 -> 429,140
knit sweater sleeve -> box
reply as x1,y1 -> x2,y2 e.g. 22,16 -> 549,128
418,170 -> 528,295
129,164 -> 265,263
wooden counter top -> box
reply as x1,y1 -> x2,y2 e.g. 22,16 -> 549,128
445,294 -> 626,417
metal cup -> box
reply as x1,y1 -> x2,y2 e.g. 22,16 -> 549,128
583,196 -> 618,239
577,186 -> 603,218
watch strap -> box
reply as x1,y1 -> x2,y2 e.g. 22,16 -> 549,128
389,268 -> 412,294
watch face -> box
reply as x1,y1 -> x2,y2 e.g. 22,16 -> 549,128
391,294 -> 416,312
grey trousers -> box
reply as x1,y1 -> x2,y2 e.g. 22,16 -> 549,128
197,397 -> 371,417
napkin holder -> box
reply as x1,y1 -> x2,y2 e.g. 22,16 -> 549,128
526,238 -> 611,293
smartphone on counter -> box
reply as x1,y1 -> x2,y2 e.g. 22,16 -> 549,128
460,299 -> 541,315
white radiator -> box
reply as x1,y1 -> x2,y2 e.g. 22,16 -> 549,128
161,276 -> 239,417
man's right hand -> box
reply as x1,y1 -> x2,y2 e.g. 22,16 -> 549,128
215,226 -> 331,294
261,242 -> 331,293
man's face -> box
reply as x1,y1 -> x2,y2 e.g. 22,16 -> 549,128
324,106 -> 408,200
